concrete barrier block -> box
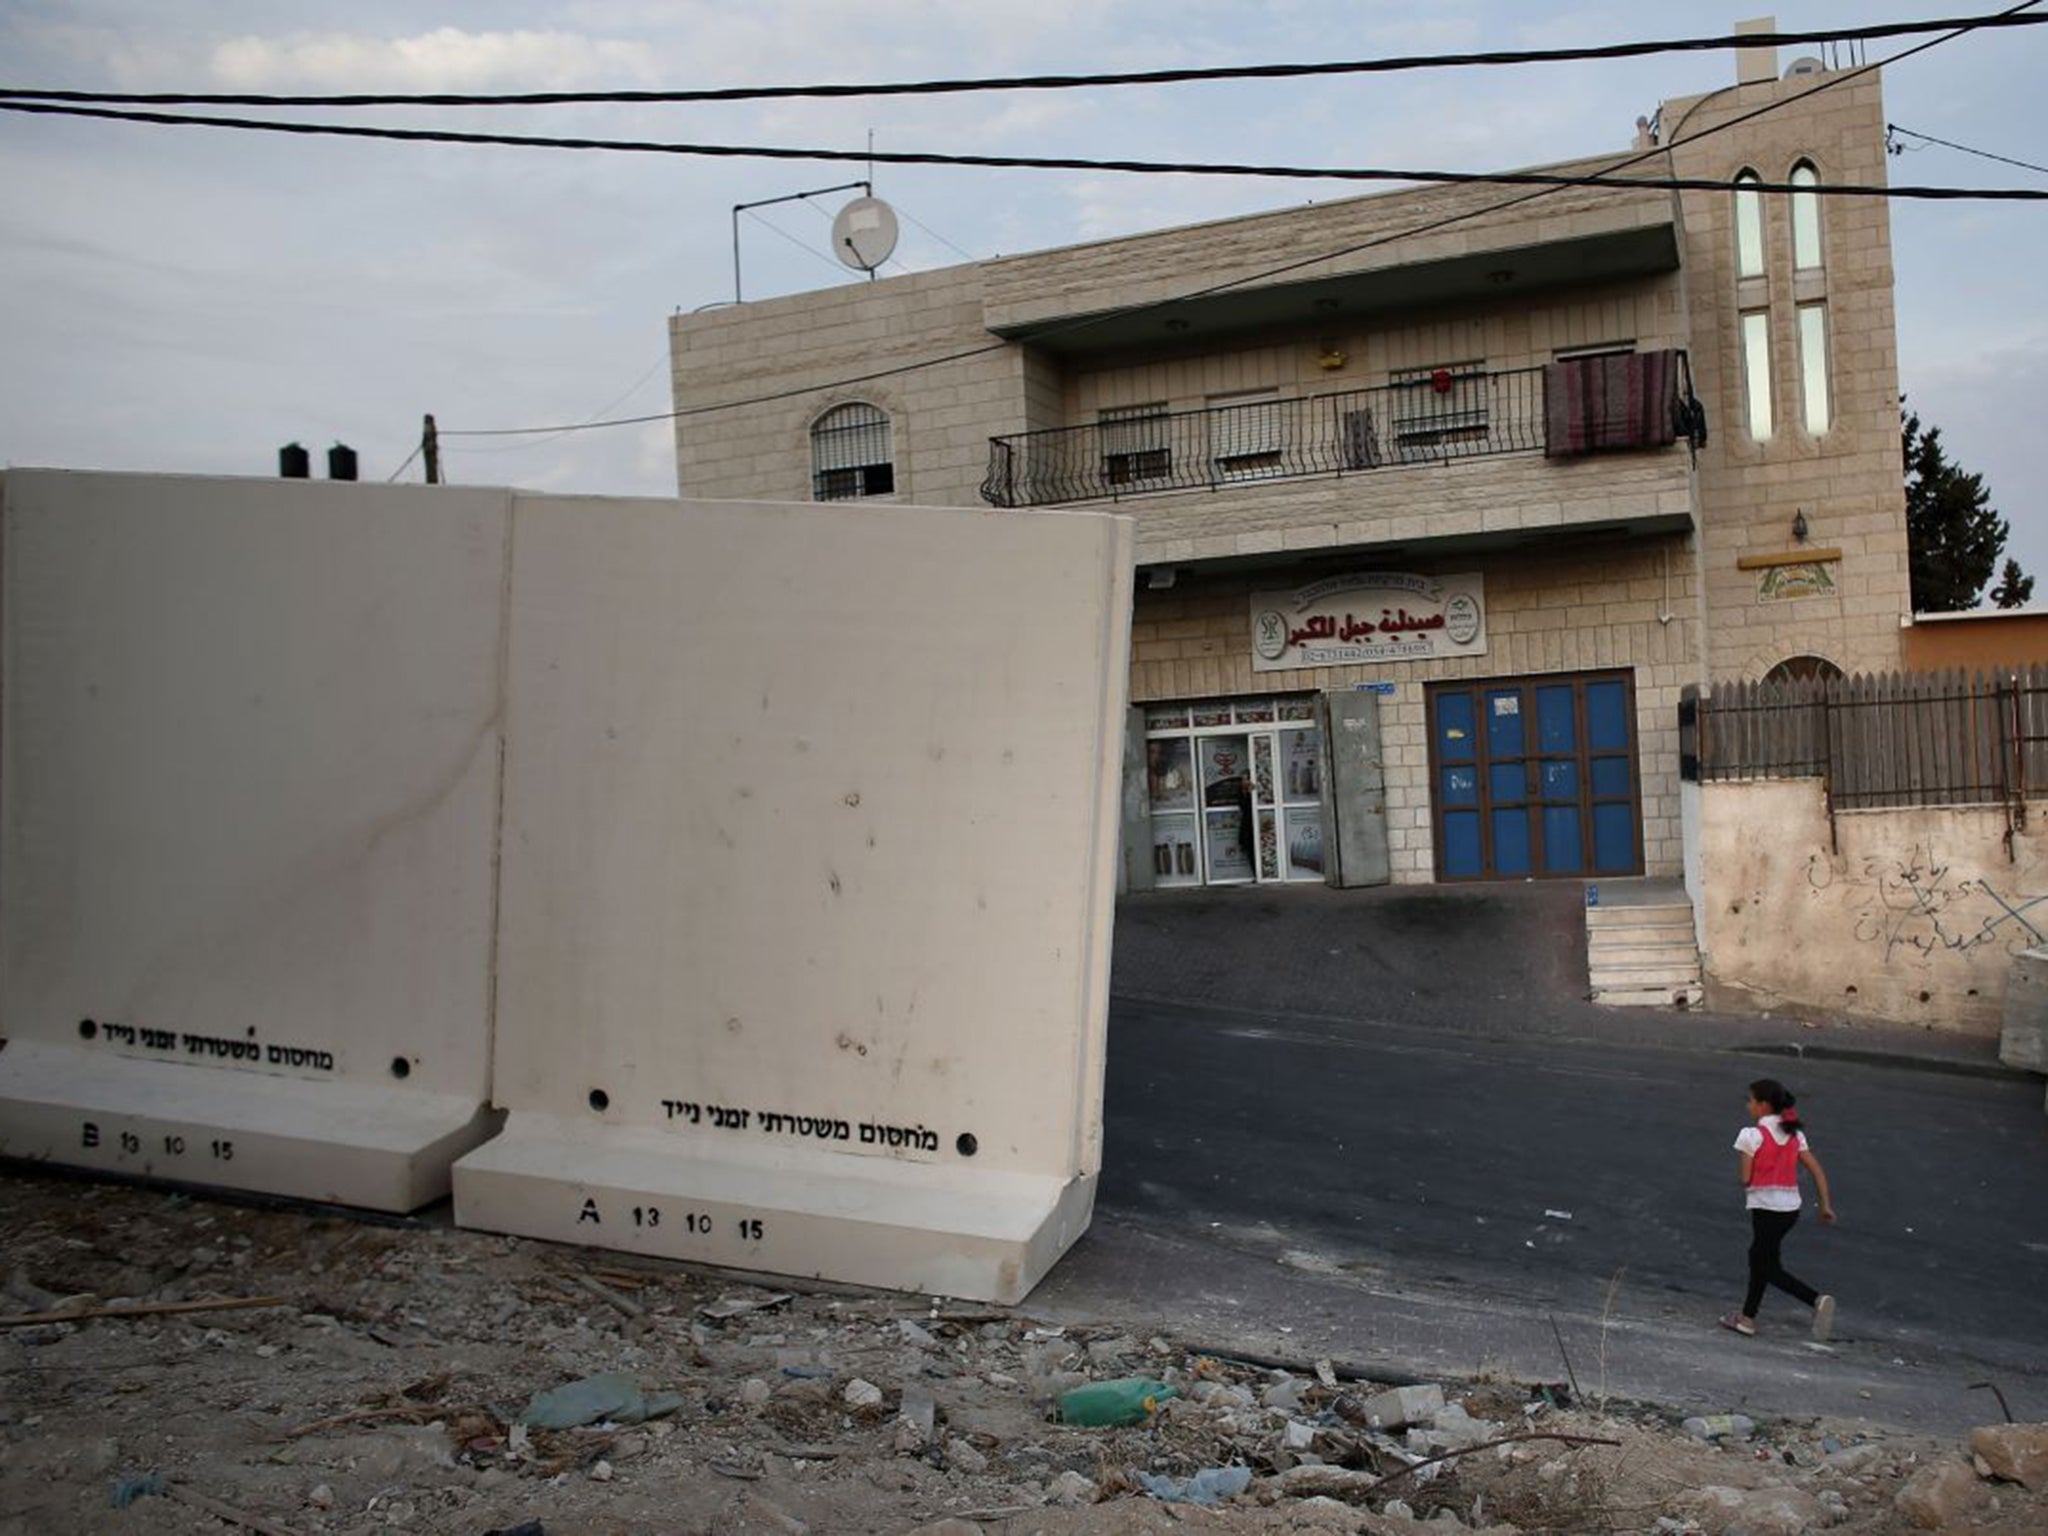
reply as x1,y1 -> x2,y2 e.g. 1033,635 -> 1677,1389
0,471 -> 508,1210
455,495 -> 1132,1302
2000,946 -> 2048,1074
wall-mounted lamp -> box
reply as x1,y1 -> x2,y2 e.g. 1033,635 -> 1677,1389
1145,567 -> 1178,591
1792,509 -> 1809,543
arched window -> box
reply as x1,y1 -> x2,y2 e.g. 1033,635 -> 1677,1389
1734,168 -> 1765,279
1763,655 -> 1843,685
1790,161 -> 1822,270
811,402 -> 895,500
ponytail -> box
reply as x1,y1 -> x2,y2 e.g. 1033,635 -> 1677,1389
1749,1078 -> 1806,1135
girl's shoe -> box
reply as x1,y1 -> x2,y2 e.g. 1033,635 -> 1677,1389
1812,1295 -> 1836,1342
1719,1313 -> 1757,1337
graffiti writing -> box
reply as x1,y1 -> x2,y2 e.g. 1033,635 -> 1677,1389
1846,846 -> 2048,960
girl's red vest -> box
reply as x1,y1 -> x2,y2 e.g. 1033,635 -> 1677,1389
1751,1122 -> 1801,1189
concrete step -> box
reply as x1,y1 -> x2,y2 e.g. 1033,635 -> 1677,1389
1591,949 -> 1700,972
1586,904 -> 1694,931
1587,893 -> 1701,1010
1590,944 -> 1703,972
1594,982 -> 1706,1008
1591,968 -> 1703,993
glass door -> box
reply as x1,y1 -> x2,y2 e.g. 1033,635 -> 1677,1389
1198,732 -> 1254,883
1144,696 -> 1325,886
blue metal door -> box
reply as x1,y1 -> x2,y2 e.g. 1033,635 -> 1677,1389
1428,671 -> 1642,881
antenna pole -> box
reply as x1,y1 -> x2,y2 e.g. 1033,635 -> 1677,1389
731,181 -> 874,305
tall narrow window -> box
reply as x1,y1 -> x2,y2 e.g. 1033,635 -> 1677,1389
1389,362 -> 1491,462
1208,389 -> 1286,481
1734,169 -> 1765,279
1790,161 -> 1822,270
1100,403 -> 1171,486
1797,303 -> 1831,435
811,402 -> 894,500
1741,312 -> 1774,441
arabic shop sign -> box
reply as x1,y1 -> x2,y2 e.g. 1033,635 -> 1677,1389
1249,571 -> 1486,673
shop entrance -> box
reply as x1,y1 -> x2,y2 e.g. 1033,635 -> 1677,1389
1426,669 -> 1643,881
1143,696 -> 1326,886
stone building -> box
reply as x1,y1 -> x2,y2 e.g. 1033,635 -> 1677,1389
669,27 -> 1908,892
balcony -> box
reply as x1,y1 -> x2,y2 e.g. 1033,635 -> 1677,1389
981,353 -> 1699,510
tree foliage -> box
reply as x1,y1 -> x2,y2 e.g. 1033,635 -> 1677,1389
1904,405 -> 2027,611
1990,557 -> 2035,610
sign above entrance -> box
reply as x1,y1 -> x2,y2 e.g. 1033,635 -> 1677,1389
1249,572 -> 1487,673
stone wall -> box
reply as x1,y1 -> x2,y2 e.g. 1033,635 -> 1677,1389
1698,779 -> 2048,1035
1665,71 -> 1911,679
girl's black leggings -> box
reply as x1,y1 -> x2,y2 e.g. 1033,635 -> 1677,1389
1745,1208 -> 1820,1316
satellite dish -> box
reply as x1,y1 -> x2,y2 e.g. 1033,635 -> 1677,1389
831,195 -> 900,273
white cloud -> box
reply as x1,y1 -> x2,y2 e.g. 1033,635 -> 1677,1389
209,29 -> 662,91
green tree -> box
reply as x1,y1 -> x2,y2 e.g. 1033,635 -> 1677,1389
1990,557 -> 2035,610
1904,405 -> 2026,611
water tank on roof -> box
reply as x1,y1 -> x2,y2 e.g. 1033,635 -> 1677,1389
279,442 -> 310,479
328,443 -> 359,482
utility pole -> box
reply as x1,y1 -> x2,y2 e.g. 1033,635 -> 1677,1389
422,414 -> 441,485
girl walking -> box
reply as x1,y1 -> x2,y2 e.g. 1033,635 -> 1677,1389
1722,1078 -> 1838,1340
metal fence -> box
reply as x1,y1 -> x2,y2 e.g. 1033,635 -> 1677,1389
1686,667 -> 2048,818
980,365 -> 1552,508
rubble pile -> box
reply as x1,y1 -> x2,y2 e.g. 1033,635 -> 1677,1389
2,1171 -> 2044,1535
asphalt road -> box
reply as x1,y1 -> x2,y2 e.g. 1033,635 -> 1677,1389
1035,993 -> 2048,1434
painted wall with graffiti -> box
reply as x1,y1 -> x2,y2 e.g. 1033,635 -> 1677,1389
1698,779 -> 2048,1036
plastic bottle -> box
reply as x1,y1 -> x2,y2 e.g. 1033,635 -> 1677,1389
1057,1377 -> 1180,1426
1682,1413 -> 1755,1442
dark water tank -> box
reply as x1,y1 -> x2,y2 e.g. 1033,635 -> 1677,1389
279,442 -> 310,479
328,443 -> 359,482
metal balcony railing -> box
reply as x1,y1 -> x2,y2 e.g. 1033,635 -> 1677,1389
979,358 -> 1693,508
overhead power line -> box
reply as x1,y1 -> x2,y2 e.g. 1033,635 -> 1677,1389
440,2 -> 2040,442
1,12 -> 2042,108
0,98 -> 2041,203
1888,122 -> 2048,178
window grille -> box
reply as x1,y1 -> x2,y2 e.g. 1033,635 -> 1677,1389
811,402 -> 895,500
1389,363 -> 1489,461
1208,390 -> 1286,480
1099,403 -> 1171,485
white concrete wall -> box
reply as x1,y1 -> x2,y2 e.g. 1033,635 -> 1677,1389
0,471 -> 1135,1295
1698,779 -> 2048,1035
456,494 -> 1133,1299
0,470 -> 509,1208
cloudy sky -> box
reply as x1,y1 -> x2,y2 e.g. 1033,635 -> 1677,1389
2,2 -> 2043,592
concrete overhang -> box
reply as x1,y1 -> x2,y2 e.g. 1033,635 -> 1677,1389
990,223 -> 1680,357
1136,509 -> 1696,584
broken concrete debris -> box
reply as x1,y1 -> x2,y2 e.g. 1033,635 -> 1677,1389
3,1174 -> 2047,1533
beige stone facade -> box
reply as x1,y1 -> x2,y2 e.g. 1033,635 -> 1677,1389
670,40 -> 1909,888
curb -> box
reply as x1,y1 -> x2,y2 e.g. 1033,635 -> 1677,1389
1732,1040 -> 2035,1084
